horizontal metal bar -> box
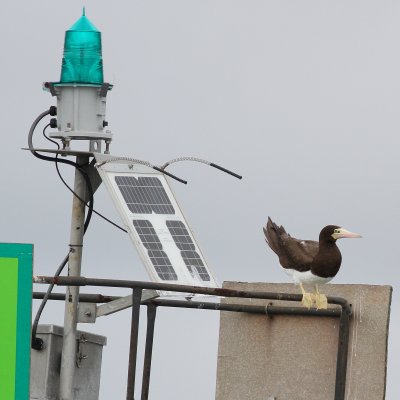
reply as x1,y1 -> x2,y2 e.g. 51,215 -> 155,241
33,291 -> 119,303
97,290 -> 158,317
147,299 -> 342,317
33,276 -> 351,313
33,292 -> 341,317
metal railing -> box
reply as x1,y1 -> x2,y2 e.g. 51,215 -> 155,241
33,276 -> 352,400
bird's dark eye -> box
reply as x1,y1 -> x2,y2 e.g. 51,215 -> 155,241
334,229 -> 340,233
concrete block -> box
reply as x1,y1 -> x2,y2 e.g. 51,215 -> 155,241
215,282 -> 392,400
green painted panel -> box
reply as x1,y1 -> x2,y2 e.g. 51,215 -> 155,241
15,245 -> 33,400
0,258 -> 18,400
0,243 -> 33,400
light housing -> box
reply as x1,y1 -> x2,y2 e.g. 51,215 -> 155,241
60,8 -> 103,85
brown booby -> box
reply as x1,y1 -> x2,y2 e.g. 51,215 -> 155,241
263,217 -> 361,309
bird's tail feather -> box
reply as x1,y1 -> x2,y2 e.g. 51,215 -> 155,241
263,216 -> 286,255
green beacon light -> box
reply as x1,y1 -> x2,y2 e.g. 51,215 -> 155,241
45,8 -> 113,153
60,7 -> 103,84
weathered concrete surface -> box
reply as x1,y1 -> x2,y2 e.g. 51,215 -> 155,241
215,282 -> 392,400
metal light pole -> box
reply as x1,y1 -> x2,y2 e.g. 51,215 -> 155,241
42,9 -> 113,399
59,155 -> 88,399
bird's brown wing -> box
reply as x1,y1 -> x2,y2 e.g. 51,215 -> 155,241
263,217 -> 319,272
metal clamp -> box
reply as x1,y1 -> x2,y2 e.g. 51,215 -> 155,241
265,302 -> 273,316
76,334 -> 88,368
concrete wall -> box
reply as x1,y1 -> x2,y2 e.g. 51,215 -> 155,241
216,282 -> 392,400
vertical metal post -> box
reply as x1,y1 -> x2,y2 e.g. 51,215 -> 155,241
141,305 -> 157,400
126,288 -> 143,400
59,155 -> 89,400
334,307 -> 351,400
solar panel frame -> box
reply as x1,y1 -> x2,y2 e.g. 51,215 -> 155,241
94,155 -> 219,290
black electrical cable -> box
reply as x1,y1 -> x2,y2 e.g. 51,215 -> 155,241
29,110 -> 92,349
31,252 -> 70,350
41,124 -> 128,233
28,118 -> 94,232
31,125 -> 72,349
54,162 -> 128,232
42,123 -> 59,148
30,110 -> 129,349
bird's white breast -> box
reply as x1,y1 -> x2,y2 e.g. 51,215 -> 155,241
282,267 -> 333,285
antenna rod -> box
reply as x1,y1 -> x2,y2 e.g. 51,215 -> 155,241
159,156 -> 242,180
153,166 -> 187,184
209,162 -> 242,179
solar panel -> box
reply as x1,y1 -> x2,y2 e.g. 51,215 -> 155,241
166,220 -> 210,281
115,176 -> 175,215
94,154 -> 219,290
132,219 -> 177,281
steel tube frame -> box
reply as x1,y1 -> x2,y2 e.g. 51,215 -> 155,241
141,305 -> 157,400
33,275 -> 351,310
33,276 -> 351,400
126,288 -> 142,400
32,291 -> 341,317
145,299 -> 349,400
335,306 -> 351,399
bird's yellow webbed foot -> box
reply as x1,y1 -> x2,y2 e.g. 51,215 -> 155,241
299,283 -> 313,309
314,285 -> 328,310
302,293 -> 314,309
314,293 -> 328,309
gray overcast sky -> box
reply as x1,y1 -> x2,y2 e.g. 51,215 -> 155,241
2,1 -> 399,398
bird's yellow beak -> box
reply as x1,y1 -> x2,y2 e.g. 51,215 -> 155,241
332,228 -> 362,240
